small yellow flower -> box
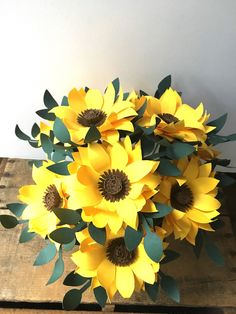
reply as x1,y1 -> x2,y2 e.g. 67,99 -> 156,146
154,156 -> 220,245
72,227 -> 160,300
67,137 -> 160,233
50,82 -> 138,145
197,142 -> 220,161
18,162 -> 69,238
134,88 -> 215,143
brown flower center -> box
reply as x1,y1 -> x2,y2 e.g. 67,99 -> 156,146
106,237 -> 137,266
98,169 -> 130,202
77,109 -> 107,127
159,113 -> 179,124
170,183 -> 193,211
43,184 -> 62,211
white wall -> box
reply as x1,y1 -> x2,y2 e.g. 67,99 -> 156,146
0,0 -> 236,167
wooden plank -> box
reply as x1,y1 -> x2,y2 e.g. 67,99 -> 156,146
0,158 -> 235,309
0,310 -> 119,314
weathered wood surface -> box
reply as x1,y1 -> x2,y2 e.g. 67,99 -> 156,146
0,158 -> 236,312
0,311 -> 120,314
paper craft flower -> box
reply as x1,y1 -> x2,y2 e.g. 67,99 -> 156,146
72,227 -> 160,299
197,142 -> 220,161
67,137 -> 160,232
50,82 -> 137,144
5,75 -> 234,310
134,88 -> 214,143
154,156 -> 220,244
18,162 -> 69,238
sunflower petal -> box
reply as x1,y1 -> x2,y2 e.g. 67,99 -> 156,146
88,143 -> 110,173
97,259 -> 116,290
194,194 -> 221,211
69,186 -> 102,207
72,246 -> 105,270
191,177 -> 219,194
130,259 -> 155,284
125,160 -> 157,183
186,209 -> 210,223
116,199 -> 138,229
102,83 -> 115,114
110,143 -> 128,169
85,89 -> 103,109
68,88 -> 86,113
198,163 -> 212,177
77,165 -> 99,186
116,266 -> 135,298
183,157 -> 199,180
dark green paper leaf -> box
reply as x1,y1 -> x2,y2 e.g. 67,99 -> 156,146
19,225 -> 36,243
7,203 -> 26,217
49,227 -> 75,244
61,96 -> 69,106
155,75 -> 171,98
0,215 -> 18,229
63,271 -> 88,287
34,242 -> 57,266
158,159 -> 181,176
63,238 -> 76,252
47,248 -> 64,285
44,90 -> 58,109
141,136 -> 155,157
28,140 -> 39,148
47,161 -> 71,175
166,142 -> 195,159
88,223 -> 106,245
162,249 -> 180,264
145,282 -> 159,301
63,289 -> 82,310
40,134 -> 53,156
160,274 -> 180,303
154,203 -> 173,218
53,118 -> 70,143
84,125 -> 101,143
112,77 -> 120,99
141,124 -> 156,135
31,123 -> 40,138
52,150 -> 66,162
94,286 -> 107,308
144,231 -> 163,262
207,113 -> 227,134
36,109 -> 56,121
73,221 -> 87,233
205,238 -> 224,267
140,90 -> 148,96
53,208 -> 81,225
124,226 -> 143,251
32,160 -> 43,168
15,125 -> 31,141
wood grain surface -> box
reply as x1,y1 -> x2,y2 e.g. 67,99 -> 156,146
0,158 -> 235,313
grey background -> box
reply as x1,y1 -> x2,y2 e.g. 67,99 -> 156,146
0,0 -> 235,167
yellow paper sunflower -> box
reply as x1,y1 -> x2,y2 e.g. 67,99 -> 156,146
72,227 -> 160,300
18,161 -> 69,238
67,137 -> 160,233
197,142 -> 220,161
134,88 -> 215,143
154,156 -> 220,245
50,81 -> 137,145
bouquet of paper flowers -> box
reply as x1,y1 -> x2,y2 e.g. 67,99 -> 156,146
1,76 -> 235,310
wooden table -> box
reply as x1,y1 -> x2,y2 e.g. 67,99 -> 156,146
0,158 -> 235,314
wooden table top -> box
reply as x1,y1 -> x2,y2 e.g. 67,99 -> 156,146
0,158 -> 235,314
